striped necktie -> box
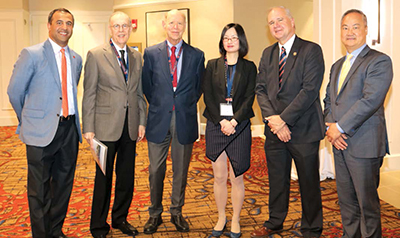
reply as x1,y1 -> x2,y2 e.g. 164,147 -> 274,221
337,54 -> 353,95
279,46 -> 287,89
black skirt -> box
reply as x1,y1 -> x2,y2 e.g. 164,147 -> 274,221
205,119 -> 251,177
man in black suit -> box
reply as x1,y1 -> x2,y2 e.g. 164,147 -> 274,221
141,9 -> 205,234
324,9 -> 393,238
252,6 -> 325,238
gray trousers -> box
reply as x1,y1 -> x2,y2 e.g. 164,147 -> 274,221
334,148 -> 383,238
147,111 -> 193,216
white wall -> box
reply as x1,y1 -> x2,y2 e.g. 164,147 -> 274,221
0,10 -> 30,125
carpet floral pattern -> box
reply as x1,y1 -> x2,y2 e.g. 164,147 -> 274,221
0,126 -> 399,237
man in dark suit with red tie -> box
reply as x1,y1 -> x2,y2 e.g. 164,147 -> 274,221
252,6 -> 325,238
142,9 -> 205,234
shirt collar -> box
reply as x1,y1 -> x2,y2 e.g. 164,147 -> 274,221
279,34 -> 296,55
166,39 -> 183,51
346,43 -> 367,59
48,38 -> 69,54
111,38 -> 127,52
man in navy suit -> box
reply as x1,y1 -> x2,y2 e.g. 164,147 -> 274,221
7,8 -> 82,238
324,9 -> 393,238
252,6 -> 324,238
142,9 -> 205,234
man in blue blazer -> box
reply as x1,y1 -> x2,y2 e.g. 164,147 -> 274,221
253,6 -> 324,238
7,8 -> 82,238
142,9 -> 205,234
324,9 -> 393,238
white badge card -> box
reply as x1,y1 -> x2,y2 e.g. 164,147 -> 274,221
220,103 -> 234,116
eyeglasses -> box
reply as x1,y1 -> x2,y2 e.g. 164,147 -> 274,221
112,24 -> 130,30
223,36 -> 239,42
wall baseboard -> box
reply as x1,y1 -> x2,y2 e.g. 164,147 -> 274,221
0,117 -> 18,126
382,154 -> 400,172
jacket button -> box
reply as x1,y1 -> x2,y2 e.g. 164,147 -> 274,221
56,113 -> 60,117
59,97 -> 62,100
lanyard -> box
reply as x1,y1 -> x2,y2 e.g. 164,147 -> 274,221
224,57 -> 236,102
166,41 -> 183,81
110,39 -> 128,80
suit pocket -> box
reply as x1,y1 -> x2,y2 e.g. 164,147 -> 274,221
22,108 -> 44,118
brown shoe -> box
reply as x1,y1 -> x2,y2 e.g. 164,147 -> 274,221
250,226 -> 282,238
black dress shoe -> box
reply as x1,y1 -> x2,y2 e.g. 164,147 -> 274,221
144,215 -> 163,234
170,214 -> 189,232
112,221 -> 139,236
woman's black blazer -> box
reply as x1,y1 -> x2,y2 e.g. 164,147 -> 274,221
202,57 -> 257,125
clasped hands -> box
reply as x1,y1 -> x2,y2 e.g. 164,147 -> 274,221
266,115 -> 291,142
220,119 -> 238,136
325,122 -> 348,150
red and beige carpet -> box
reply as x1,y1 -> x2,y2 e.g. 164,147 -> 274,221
0,126 -> 399,237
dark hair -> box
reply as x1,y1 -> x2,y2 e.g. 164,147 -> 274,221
219,23 -> 249,58
48,8 -> 74,26
341,9 -> 367,26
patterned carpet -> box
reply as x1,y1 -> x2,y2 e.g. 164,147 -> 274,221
0,126 -> 399,238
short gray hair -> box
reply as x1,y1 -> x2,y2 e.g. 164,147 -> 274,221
341,9 -> 368,26
267,6 -> 294,20
109,11 -> 132,26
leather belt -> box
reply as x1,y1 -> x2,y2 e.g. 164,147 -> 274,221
59,115 -> 75,122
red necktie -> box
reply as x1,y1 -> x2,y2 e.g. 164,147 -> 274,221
61,49 -> 68,117
171,46 -> 177,89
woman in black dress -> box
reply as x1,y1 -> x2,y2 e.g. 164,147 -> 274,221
203,23 -> 257,238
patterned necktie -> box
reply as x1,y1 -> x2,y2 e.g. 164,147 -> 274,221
337,54 -> 353,95
279,46 -> 287,89
60,49 -> 68,117
119,50 -> 127,82
171,46 -> 177,89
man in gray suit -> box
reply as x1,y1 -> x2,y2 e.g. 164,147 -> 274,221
82,11 -> 147,238
324,9 -> 393,238
7,8 -> 82,238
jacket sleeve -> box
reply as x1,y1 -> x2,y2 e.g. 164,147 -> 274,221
7,49 -> 35,124
82,50 -> 99,134
256,49 -> 277,119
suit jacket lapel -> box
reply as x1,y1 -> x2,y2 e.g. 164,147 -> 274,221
341,46 -> 370,92
280,36 -> 300,90
270,43 -> 280,96
158,42 -> 174,89
127,46 -> 135,88
44,40 -> 61,90
216,57 -> 227,97
333,57 -> 345,97
104,44 -> 126,85
231,58 -> 243,97
177,41 -> 193,92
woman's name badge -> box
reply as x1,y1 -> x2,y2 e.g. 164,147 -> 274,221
220,103 -> 233,116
